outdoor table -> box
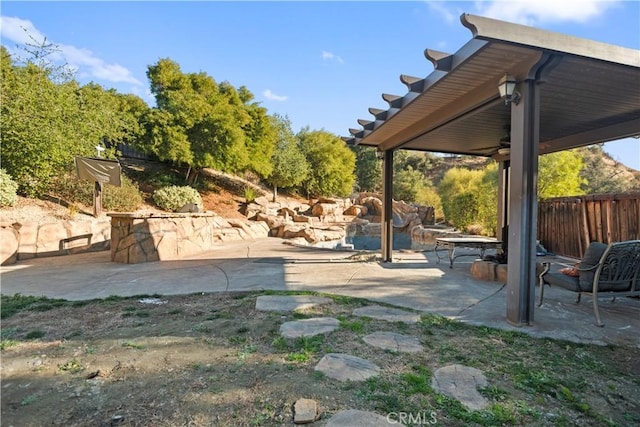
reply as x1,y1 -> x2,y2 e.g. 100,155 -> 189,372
434,237 -> 503,268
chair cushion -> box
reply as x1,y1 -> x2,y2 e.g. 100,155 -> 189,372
544,272 -> 580,292
578,242 -> 608,291
559,267 -> 579,277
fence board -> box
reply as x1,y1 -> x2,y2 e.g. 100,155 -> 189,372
537,193 -> 640,258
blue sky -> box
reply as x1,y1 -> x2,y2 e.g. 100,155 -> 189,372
2,1 -> 639,170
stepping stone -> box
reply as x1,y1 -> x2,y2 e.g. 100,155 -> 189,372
280,317 -> 340,339
353,305 -> 420,324
314,353 -> 380,382
325,409 -> 403,426
363,331 -> 424,353
255,295 -> 332,312
293,398 -> 319,424
431,364 -> 489,411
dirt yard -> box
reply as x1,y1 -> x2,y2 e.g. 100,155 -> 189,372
1,291 -> 639,427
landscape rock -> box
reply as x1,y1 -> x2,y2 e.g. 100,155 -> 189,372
293,398 -> 319,424
0,223 -> 19,265
353,305 -> 420,324
431,364 -> 489,411
311,202 -> 341,217
255,295 -> 332,312
363,331 -> 424,353
278,207 -> 297,219
314,353 -> 379,382
293,214 -> 314,223
255,212 -> 286,230
417,205 -> 435,225
343,204 -> 367,217
225,218 -> 269,239
359,196 -> 383,216
277,224 -> 315,242
280,317 -> 340,339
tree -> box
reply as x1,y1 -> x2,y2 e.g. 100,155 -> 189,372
242,101 -> 276,179
1,44 -> 142,196
298,128 -> 356,197
267,115 -> 309,201
538,150 -> 585,199
113,93 -> 149,148
352,146 -> 382,193
393,167 -> 427,202
140,109 -> 193,166
475,162 -> 499,235
141,58 -> 276,183
438,167 -> 484,232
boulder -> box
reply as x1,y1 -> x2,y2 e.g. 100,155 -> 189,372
255,213 -> 286,230
311,202 -> 341,217
0,223 -> 19,265
293,214 -> 314,223
360,197 -> 383,216
343,205 -> 367,217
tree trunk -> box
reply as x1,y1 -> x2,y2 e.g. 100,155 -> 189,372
272,185 -> 278,203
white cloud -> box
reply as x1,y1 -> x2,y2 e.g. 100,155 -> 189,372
426,1 -> 458,24
60,44 -> 141,84
263,89 -> 288,102
0,16 -> 46,45
0,15 -> 141,85
322,50 -> 344,64
472,0 -> 617,25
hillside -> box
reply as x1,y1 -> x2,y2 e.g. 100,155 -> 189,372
425,147 -> 639,191
2,145 -> 636,224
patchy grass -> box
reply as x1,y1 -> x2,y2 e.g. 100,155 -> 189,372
1,294 -> 68,319
0,291 -> 638,427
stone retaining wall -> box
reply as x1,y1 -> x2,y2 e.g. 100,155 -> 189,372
470,260 -> 508,283
109,212 -> 269,264
410,225 -> 462,250
1,218 -> 111,265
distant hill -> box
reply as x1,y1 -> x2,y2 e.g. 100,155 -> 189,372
424,146 -> 639,194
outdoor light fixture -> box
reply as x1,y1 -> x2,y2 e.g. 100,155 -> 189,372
375,148 -> 385,160
498,74 -> 520,105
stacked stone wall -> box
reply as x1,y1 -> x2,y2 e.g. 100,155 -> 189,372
108,213 -> 269,264
1,218 -> 111,265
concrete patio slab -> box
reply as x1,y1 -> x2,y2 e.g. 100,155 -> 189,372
1,238 -> 638,348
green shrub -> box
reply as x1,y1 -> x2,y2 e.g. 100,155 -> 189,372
153,185 -> 202,212
103,176 -> 143,212
415,185 -> 444,222
243,186 -> 258,202
50,173 -> 142,212
50,173 -> 94,205
0,169 -> 19,207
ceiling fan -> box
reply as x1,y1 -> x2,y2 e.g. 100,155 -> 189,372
468,125 -> 511,155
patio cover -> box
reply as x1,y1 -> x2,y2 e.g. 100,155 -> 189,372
343,14 -> 640,326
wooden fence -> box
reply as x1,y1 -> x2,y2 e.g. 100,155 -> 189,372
537,193 -> 640,259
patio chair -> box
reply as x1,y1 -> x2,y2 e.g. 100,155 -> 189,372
538,240 -> 640,326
